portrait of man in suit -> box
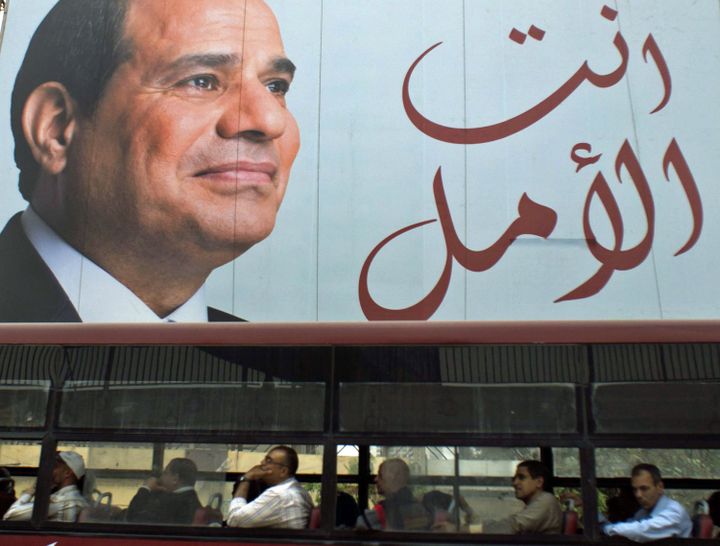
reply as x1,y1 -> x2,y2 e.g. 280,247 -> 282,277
0,0 -> 299,322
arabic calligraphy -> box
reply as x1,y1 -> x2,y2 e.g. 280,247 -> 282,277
360,4 -> 704,320
557,139 -> 701,302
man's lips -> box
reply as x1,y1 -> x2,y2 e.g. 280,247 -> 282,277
195,161 -> 277,184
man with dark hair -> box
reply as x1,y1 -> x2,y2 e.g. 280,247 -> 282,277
482,460 -> 561,534
0,0 -> 299,322
126,458 -> 201,525
602,463 -> 691,542
228,446 -> 312,528
0,467 -> 16,518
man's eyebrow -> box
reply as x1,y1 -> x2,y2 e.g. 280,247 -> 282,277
272,57 -> 296,78
161,53 -> 241,76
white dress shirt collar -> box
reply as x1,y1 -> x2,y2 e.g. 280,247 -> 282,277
21,207 -> 208,322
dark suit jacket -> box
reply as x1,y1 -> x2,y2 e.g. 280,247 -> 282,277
126,487 -> 202,525
0,213 -> 242,322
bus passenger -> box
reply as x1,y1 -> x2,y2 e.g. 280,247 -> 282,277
3,451 -> 88,522
707,491 -> 720,537
0,467 -> 17,518
227,446 -> 312,529
126,458 -> 201,525
356,458 -> 431,531
602,463 -> 691,542
482,460 -> 561,534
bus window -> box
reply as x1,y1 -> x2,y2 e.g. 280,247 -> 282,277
58,346 -> 328,432
0,345 -> 61,429
339,382 -> 577,434
336,445 -> 360,528
356,445 -> 574,535
56,441 -> 323,528
596,448 -> 720,516
0,440 -> 41,520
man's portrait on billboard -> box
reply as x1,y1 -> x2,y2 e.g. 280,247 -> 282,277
0,0 -> 299,322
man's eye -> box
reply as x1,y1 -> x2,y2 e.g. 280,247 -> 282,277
266,79 -> 290,96
179,75 -> 219,91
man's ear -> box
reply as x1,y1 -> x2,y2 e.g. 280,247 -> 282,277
22,82 -> 78,176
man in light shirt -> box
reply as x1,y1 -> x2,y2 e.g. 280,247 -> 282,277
3,451 -> 88,522
0,0 -> 299,322
227,446 -> 312,529
602,463 -> 691,542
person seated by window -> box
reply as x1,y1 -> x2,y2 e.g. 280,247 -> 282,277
481,460 -> 562,534
356,458 -> 431,531
0,467 -> 17,518
602,463 -> 691,542
126,458 -> 201,525
421,490 -> 476,532
707,491 -> 720,537
336,491 -> 360,528
227,445 -> 313,529
3,451 -> 88,522
607,485 -> 640,523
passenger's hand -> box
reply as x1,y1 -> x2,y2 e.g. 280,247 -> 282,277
243,464 -> 270,481
559,491 -> 583,507
145,476 -> 167,492
431,521 -> 457,532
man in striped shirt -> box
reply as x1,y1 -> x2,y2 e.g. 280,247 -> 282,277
227,446 -> 313,529
3,451 -> 88,522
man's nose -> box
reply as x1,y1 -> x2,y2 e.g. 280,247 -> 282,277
216,79 -> 287,141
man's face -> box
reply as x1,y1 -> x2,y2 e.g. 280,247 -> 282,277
375,463 -> 387,496
67,0 -> 299,269
51,458 -> 71,490
259,449 -> 289,485
512,465 -> 543,502
631,470 -> 664,511
159,467 -> 179,491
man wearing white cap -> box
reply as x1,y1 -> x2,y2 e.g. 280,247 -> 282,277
3,451 -> 89,522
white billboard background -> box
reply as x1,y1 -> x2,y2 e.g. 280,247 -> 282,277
0,0 -> 718,321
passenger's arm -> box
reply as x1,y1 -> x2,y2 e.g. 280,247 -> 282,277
508,494 -> 557,533
46,495 -> 86,523
2,492 -> 35,521
603,504 -> 687,543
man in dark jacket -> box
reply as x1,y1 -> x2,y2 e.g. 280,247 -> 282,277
127,458 -> 201,525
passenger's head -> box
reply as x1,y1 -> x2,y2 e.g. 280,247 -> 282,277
606,485 -> 640,523
376,458 -> 410,497
0,467 -> 15,497
512,460 -> 549,503
53,451 -> 85,489
260,445 -> 298,486
14,0 -> 299,279
161,458 -> 198,490
708,491 -> 720,527
630,463 -> 664,510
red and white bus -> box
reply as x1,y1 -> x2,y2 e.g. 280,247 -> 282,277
1,321 -> 720,545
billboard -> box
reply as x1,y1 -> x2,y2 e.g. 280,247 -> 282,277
0,0 -> 718,322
